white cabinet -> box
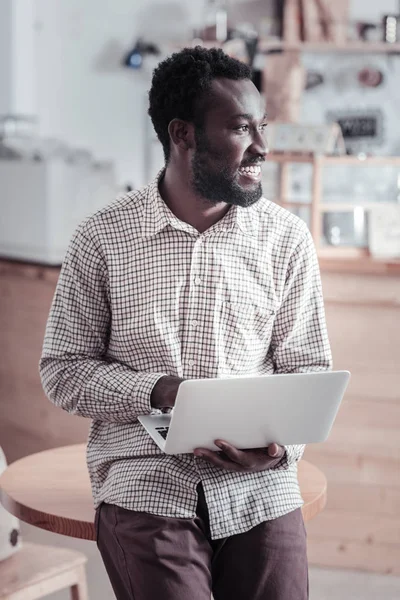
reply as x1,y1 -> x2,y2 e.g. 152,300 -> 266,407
0,158 -> 117,264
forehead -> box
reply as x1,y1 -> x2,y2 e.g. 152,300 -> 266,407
202,78 -> 265,122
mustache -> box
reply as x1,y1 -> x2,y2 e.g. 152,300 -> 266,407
240,157 -> 265,167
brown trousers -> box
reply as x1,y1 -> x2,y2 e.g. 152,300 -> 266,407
95,486 -> 308,600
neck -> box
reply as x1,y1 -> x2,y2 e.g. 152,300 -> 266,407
159,164 -> 230,234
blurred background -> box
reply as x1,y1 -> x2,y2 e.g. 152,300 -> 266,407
0,1 -> 399,598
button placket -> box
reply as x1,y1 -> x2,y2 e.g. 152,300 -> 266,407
184,234 -> 209,374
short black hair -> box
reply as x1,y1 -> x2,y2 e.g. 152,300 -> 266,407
148,46 -> 252,162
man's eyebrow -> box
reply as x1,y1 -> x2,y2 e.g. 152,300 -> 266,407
229,113 -> 268,121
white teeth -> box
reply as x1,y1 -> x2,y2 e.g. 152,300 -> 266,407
239,165 -> 261,175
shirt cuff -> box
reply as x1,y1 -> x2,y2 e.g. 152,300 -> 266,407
133,372 -> 169,415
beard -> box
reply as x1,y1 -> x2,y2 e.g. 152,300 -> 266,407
191,129 -> 263,208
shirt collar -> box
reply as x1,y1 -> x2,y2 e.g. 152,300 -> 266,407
141,169 -> 257,239
141,171 -> 172,238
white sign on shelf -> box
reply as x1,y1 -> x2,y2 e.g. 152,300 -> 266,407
267,122 -> 346,154
369,204 -> 400,259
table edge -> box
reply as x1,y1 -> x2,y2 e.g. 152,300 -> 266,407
0,448 -> 327,541
0,485 -> 96,541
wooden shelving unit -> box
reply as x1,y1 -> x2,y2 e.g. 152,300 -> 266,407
258,40 -> 400,54
180,0 -> 400,275
278,0 -> 400,55
180,39 -> 400,56
266,152 -> 400,274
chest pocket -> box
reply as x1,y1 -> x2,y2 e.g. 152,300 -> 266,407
216,301 -> 275,374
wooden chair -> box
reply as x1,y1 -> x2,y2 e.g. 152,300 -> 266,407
0,542 -> 88,600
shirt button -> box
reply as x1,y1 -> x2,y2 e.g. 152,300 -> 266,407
191,319 -> 198,328
195,277 -> 202,285
188,359 -> 195,367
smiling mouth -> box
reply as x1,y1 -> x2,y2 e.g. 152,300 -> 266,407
237,164 -> 262,181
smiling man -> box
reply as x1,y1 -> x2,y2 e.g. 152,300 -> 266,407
40,47 -> 332,600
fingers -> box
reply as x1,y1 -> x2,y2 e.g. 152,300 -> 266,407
215,441 -> 285,463
195,440 -> 259,470
193,441 -> 286,473
193,448 -> 243,471
267,443 -> 285,458
215,440 -> 256,468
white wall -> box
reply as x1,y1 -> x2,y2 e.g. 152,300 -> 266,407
2,0 -> 399,186
33,0 -> 204,187
0,0 -> 36,116
350,0 -> 398,21
0,1 -> 13,115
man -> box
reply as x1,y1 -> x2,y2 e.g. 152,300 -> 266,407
40,47 -> 332,600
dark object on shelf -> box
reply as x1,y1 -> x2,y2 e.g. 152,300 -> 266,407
245,36 -> 259,68
305,70 -> 325,90
326,109 -> 384,154
227,22 -> 259,68
358,68 -> 384,88
122,39 -> 160,69
251,69 -> 263,92
358,22 -> 382,42
337,116 -> 377,139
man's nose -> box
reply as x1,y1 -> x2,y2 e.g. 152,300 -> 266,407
250,129 -> 269,157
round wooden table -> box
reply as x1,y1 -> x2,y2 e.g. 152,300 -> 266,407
0,444 -> 327,540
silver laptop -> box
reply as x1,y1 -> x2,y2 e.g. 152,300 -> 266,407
138,370 -> 350,454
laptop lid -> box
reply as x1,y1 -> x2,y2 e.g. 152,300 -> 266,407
161,370 -> 350,454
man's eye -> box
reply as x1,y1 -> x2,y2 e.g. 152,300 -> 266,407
235,123 -> 268,133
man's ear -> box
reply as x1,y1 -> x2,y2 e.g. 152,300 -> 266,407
168,119 -> 195,152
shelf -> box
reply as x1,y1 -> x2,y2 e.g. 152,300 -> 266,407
318,247 -> 368,259
275,200 -> 311,208
271,209 -> 400,274
319,202 -> 394,212
275,201 -> 398,212
258,40 -> 400,54
318,247 -> 400,275
267,153 -> 400,165
267,153 -> 315,164
176,40 -> 400,56
321,156 -> 400,166
318,254 -> 400,275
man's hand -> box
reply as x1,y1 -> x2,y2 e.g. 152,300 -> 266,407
150,376 -> 184,410
193,440 -> 285,472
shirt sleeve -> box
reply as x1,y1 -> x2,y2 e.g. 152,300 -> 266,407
271,227 -> 333,469
39,225 -> 167,423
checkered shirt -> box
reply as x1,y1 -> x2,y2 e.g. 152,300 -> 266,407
40,171 -> 332,540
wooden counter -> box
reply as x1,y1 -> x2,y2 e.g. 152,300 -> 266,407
305,270 -> 400,575
0,260 -> 90,460
0,259 -> 399,574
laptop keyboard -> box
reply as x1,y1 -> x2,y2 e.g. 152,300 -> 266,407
155,426 -> 169,440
